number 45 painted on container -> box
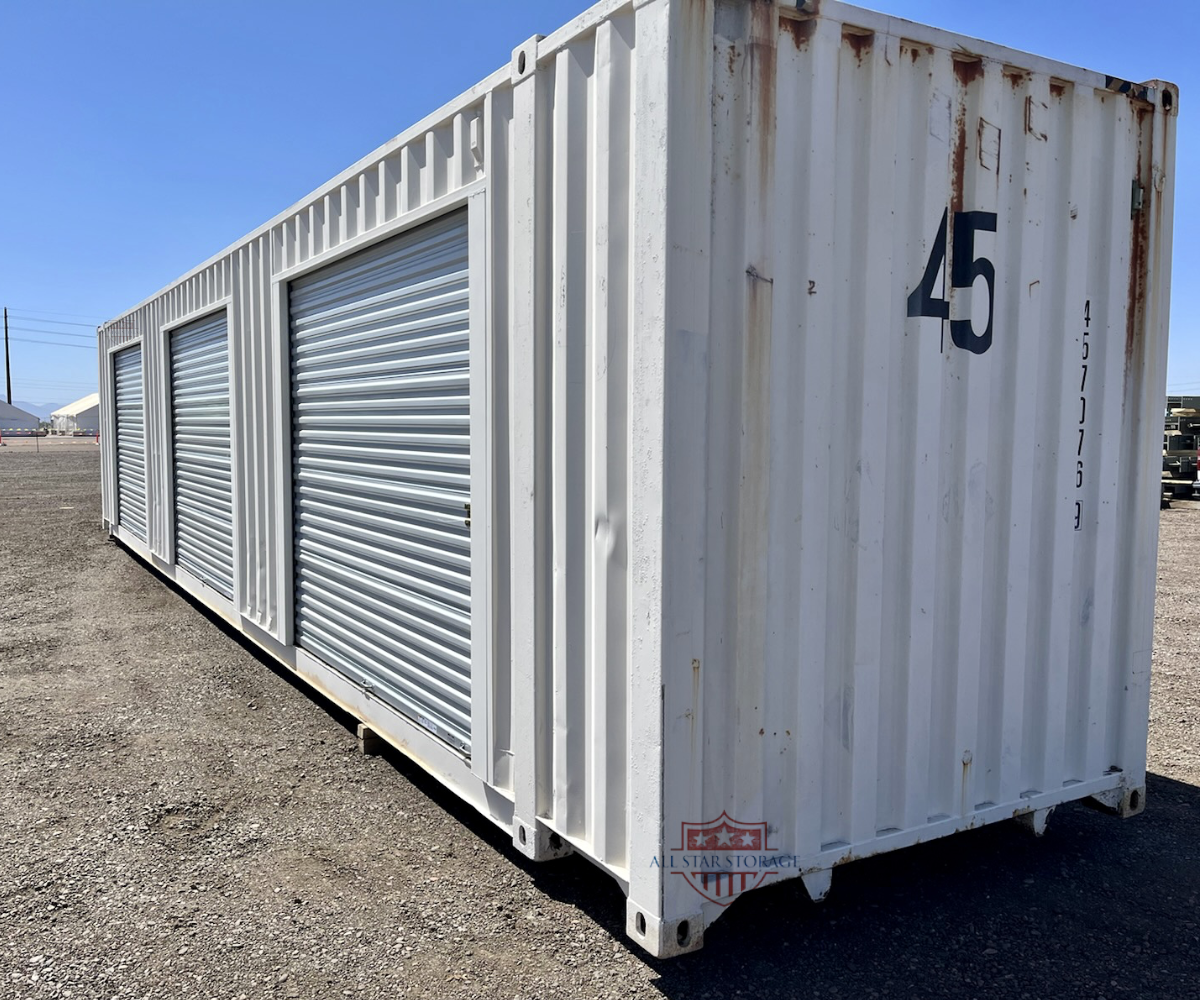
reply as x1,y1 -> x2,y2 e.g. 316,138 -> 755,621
907,208 -> 998,355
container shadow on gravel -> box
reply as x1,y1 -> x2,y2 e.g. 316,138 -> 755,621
109,535 -> 630,893
116,540 -> 1198,996
639,773 -> 1198,998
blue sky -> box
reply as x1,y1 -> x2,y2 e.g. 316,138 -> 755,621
0,0 -> 1195,411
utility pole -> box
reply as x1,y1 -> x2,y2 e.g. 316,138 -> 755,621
3,307 -> 10,404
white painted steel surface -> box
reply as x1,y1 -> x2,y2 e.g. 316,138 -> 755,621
170,313 -> 234,599
290,212 -> 473,753
113,346 -> 147,542
97,0 -> 1176,958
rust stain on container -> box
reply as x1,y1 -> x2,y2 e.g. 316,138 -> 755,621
951,58 -> 982,212
1125,110 -> 1151,381
842,28 -> 874,65
951,106 -> 968,212
780,13 -> 816,50
953,55 -> 983,86
1003,67 -> 1029,88
1049,79 -> 1067,99
751,1 -> 777,195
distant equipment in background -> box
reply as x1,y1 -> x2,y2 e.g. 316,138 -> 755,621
51,392 -> 100,436
1163,395 -> 1200,502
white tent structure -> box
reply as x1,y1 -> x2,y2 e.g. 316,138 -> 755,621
51,393 -> 100,435
0,401 -> 41,436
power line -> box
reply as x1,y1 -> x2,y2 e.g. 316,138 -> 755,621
6,315 -> 99,329
7,337 -> 94,351
6,331 -> 94,343
4,306 -> 105,322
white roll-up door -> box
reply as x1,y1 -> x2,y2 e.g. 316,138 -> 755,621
114,345 -> 147,542
170,313 -> 234,599
290,211 -> 472,754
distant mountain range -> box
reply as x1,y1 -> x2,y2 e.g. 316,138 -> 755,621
13,401 -> 54,421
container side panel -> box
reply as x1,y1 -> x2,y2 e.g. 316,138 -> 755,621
589,13 -> 634,867
664,6 -> 1173,919
528,13 -> 638,873
95,0 -> 648,926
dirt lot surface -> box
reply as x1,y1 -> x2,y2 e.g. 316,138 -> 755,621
1,438 -> 1197,999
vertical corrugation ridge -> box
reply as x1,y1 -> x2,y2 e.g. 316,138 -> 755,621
899,42 -> 949,831
986,71 -> 1048,808
1069,94 -> 1124,781
535,48 -> 555,823
233,245 -> 250,616
1040,79 -> 1088,796
149,297 -> 165,554
550,39 -> 591,837
486,85 -> 513,791
246,238 -> 264,625
848,29 -> 895,846
877,36 -> 922,836
820,22 -> 862,848
954,59 -> 999,819
792,13 -> 839,856
1107,96 -> 1152,772
659,0 -> 714,920
702,7 -> 746,824
1025,102 -> 1083,797
585,14 -> 633,867
764,11 -> 807,855
928,58 -> 964,817
731,0 -> 774,836
257,234 -> 276,634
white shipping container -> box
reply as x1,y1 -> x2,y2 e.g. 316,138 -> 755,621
98,0 -> 1177,957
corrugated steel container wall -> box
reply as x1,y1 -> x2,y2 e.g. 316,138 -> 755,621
98,0 -> 650,880
97,0 -> 1176,959
654,0 -> 1175,944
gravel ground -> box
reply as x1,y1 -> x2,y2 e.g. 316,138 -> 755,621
1,438 -> 1197,999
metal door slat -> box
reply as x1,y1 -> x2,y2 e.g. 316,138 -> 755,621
170,312 -> 234,599
295,565 -> 468,647
291,210 -> 472,754
295,530 -> 468,600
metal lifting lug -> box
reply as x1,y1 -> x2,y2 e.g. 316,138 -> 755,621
1131,178 -> 1146,218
